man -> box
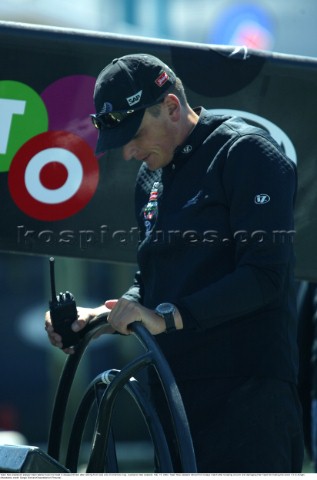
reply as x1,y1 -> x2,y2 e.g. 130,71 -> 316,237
297,281 -> 317,471
45,53 -> 304,472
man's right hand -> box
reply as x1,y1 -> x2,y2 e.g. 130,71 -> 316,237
45,302 -> 116,354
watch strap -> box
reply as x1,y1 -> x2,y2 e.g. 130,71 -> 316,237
164,310 -> 176,333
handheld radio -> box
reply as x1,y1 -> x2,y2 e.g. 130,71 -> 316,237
49,257 -> 80,348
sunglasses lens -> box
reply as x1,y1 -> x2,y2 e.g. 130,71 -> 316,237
94,112 -> 130,129
90,109 -> 138,130
91,99 -> 162,130
107,112 -> 125,126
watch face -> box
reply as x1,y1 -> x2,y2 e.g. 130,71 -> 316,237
157,302 -> 174,314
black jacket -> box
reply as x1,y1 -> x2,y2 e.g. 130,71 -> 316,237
124,108 -> 298,383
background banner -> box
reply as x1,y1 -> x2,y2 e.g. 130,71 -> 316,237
0,21 -> 316,280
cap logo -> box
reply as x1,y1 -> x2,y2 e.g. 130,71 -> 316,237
126,90 -> 142,107
99,102 -> 113,114
155,71 -> 169,87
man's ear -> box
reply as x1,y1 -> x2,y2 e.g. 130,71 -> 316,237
164,93 -> 181,120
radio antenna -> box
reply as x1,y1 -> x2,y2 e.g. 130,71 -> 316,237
49,257 -> 57,302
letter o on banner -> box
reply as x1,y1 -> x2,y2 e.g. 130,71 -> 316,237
8,131 -> 99,221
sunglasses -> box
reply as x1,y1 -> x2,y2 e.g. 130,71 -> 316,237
90,98 -> 165,130
90,109 -> 137,130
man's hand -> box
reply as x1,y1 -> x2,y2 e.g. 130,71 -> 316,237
44,302 -> 116,354
105,298 -> 183,335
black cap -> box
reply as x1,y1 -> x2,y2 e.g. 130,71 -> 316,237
93,54 -> 176,153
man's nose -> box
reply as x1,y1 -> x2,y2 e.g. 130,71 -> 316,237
122,141 -> 138,161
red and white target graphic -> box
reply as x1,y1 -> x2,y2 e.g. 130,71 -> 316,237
8,131 -> 99,221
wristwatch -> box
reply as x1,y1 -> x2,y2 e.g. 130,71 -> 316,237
155,302 -> 177,333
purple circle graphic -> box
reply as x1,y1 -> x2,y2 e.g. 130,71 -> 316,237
41,75 -> 98,151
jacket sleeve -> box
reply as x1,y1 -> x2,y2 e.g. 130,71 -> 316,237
122,270 -> 144,303
176,133 -> 297,330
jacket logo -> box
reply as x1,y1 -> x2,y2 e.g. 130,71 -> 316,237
182,145 -> 192,154
126,90 -> 142,106
254,194 -> 270,204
